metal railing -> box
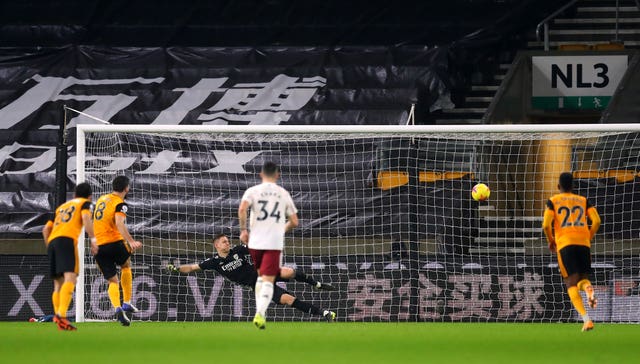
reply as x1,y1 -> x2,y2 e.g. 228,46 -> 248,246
536,0 -> 640,51
536,0 -> 580,51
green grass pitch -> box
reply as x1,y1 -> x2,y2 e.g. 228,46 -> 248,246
1,322 -> 638,363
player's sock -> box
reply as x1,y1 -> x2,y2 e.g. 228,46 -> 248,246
108,282 -> 121,308
58,282 -> 75,318
577,279 -> 591,291
256,281 -> 274,316
291,298 -> 323,316
254,277 -> 263,305
577,279 -> 597,308
568,286 -> 588,319
52,291 -> 60,316
121,267 -> 133,303
294,270 -> 318,286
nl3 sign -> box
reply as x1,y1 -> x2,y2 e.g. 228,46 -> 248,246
531,55 -> 628,110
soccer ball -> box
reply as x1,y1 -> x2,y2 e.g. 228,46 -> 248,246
471,183 -> 490,201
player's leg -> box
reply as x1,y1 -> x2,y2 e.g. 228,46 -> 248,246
52,278 -> 61,318
277,289 -> 336,322
565,275 -> 592,331
119,254 -> 138,314
56,272 -> 78,331
58,272 -> 77,318
256,250 -> 281,317
47,241 -> 61,318
559,246 -> 592,330
96,243 -> 130,326
51,277 -> 62,326
52,238 -> 78,330
577,273 -> 597,309
254,273 -> 275,328
252,250 -> 282,329
279,266 -> 336,291
558,245 -> 593,331
573,246 -> 595,331
107,275 -> 131,326
576,247 -> 597,308
249,248 -> 269,329
249,248 -> 264,312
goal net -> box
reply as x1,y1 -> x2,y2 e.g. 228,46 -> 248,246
75,124 -> 640,323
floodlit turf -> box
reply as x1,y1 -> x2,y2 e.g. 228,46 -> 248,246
1,322 -> 639,364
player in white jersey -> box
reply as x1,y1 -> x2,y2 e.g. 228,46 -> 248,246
238,161 -> 299,329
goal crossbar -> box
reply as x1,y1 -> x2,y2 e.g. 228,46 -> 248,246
76,123 -> 640,135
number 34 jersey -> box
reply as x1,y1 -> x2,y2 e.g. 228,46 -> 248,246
93,193 -> 128,245
241,182 -> 298,250
546,192 -> 597,250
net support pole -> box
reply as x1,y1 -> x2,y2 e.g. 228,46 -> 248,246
75,124 -> 87,323
54,109 -> 68,209
407,140 -> 420,322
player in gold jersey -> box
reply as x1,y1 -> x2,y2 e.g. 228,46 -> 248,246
42,182 -> 97,331
93,176 -> 142,326
543,172 -> 601,332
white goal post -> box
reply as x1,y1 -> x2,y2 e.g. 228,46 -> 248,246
75,123 -> 640,323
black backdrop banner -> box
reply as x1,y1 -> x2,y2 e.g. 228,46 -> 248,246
5,254 -> 640,322
0,45 -> 452,132
0,45 -> 452,238
0,254 -> 573,322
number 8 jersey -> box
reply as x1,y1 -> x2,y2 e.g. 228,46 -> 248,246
546,193 -> 598,250
93,193 -> 128,245
241,182 -> 298,250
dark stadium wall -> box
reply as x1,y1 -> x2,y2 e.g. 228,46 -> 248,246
0,0 -> 566,240
0,0 -> 560,47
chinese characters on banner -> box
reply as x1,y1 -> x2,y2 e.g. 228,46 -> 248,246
4,255 -> 576,322
348,272 -> 547,321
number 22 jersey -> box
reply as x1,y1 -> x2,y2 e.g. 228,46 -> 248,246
546,192 -> 596,250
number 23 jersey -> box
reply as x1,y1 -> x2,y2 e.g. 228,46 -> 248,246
546,192 -> 596,250
241,182 -> 297,250
46,198 -> 92,244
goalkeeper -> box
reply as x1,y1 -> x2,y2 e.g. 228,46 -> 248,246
167,233 -> 337,321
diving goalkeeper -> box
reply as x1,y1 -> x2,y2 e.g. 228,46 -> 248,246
167,233 -> 337,321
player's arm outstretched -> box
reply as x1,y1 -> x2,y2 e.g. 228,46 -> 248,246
167,263 -> 201,274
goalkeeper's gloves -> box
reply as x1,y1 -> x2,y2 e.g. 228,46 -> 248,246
167,264 -> 180,273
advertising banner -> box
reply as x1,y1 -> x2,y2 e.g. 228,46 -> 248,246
2,254 -> 609,322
